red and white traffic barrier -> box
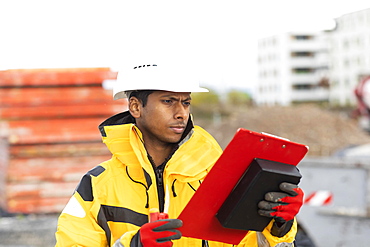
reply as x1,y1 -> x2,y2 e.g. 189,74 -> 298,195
304,191 -> 333,206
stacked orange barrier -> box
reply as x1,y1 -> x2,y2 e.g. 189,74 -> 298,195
0,68 -> 127,214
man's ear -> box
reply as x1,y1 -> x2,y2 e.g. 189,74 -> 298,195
128,97 -> 142,118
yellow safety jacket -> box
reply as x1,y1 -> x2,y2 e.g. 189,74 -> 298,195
55,113 -> 297,247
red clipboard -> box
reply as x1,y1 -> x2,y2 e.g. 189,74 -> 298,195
177,128 -> 309,244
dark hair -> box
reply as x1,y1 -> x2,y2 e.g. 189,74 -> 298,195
128,90 -> 155,107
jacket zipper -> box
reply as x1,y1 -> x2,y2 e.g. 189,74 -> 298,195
148,146 -> 179,213
147,154 -> 166,213
155,166 -> 165,213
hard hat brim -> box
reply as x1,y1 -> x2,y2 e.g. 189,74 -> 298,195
113,86 -> 209,100
113,64 -> 209,100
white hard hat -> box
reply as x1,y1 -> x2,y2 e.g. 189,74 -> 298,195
113,64 -> 209,100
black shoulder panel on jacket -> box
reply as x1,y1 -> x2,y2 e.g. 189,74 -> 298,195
76,175 -> 93,201
89,165 -> 106,177
76,165 -> 105,202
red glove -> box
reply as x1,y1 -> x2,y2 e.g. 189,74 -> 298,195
138,218 -> 183,247
258,182 -> 304,223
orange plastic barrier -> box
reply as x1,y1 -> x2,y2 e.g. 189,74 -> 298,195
0,67 -> 117,86
0,67 -> 127,214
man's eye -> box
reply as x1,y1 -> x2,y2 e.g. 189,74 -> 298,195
163,100 -> 172,104
183,101 -> 191,106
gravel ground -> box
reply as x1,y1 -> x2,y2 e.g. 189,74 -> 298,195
198,104 -> 370,156
0,214 -> 58,247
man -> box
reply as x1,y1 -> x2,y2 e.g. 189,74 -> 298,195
55,64 -> 304,247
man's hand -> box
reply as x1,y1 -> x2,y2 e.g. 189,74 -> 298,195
138,218 -> 183,247
258,182 -> 304,223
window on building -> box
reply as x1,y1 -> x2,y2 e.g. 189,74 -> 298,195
356,37 -> 362,47
292,68 -> 314,74
357,57 -> 362,66
271,38 -> 276,46
292,84 -> 314,90
291,51 -> 314,57
343,39 -> 349,49
358,15 -> 364,25
332,80 -> 338,87
344,78 -> 350,86
344,59 -> 350,67
292,35 -> 313,40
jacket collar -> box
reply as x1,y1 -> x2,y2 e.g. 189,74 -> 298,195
99,111 -> 222,181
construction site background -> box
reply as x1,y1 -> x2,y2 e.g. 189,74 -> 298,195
1,68 -> 370,246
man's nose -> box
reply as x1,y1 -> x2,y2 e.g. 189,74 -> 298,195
175,104 -> 188,120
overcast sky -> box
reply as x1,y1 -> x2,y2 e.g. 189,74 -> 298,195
1,1 -> 370,94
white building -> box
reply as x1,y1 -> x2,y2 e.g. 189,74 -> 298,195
329,8 -> 370,106
256,32 -> 330,106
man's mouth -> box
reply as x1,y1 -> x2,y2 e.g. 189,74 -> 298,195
170,125 -> 185,134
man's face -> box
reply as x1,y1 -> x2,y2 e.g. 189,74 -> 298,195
135,91 -> 191,146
